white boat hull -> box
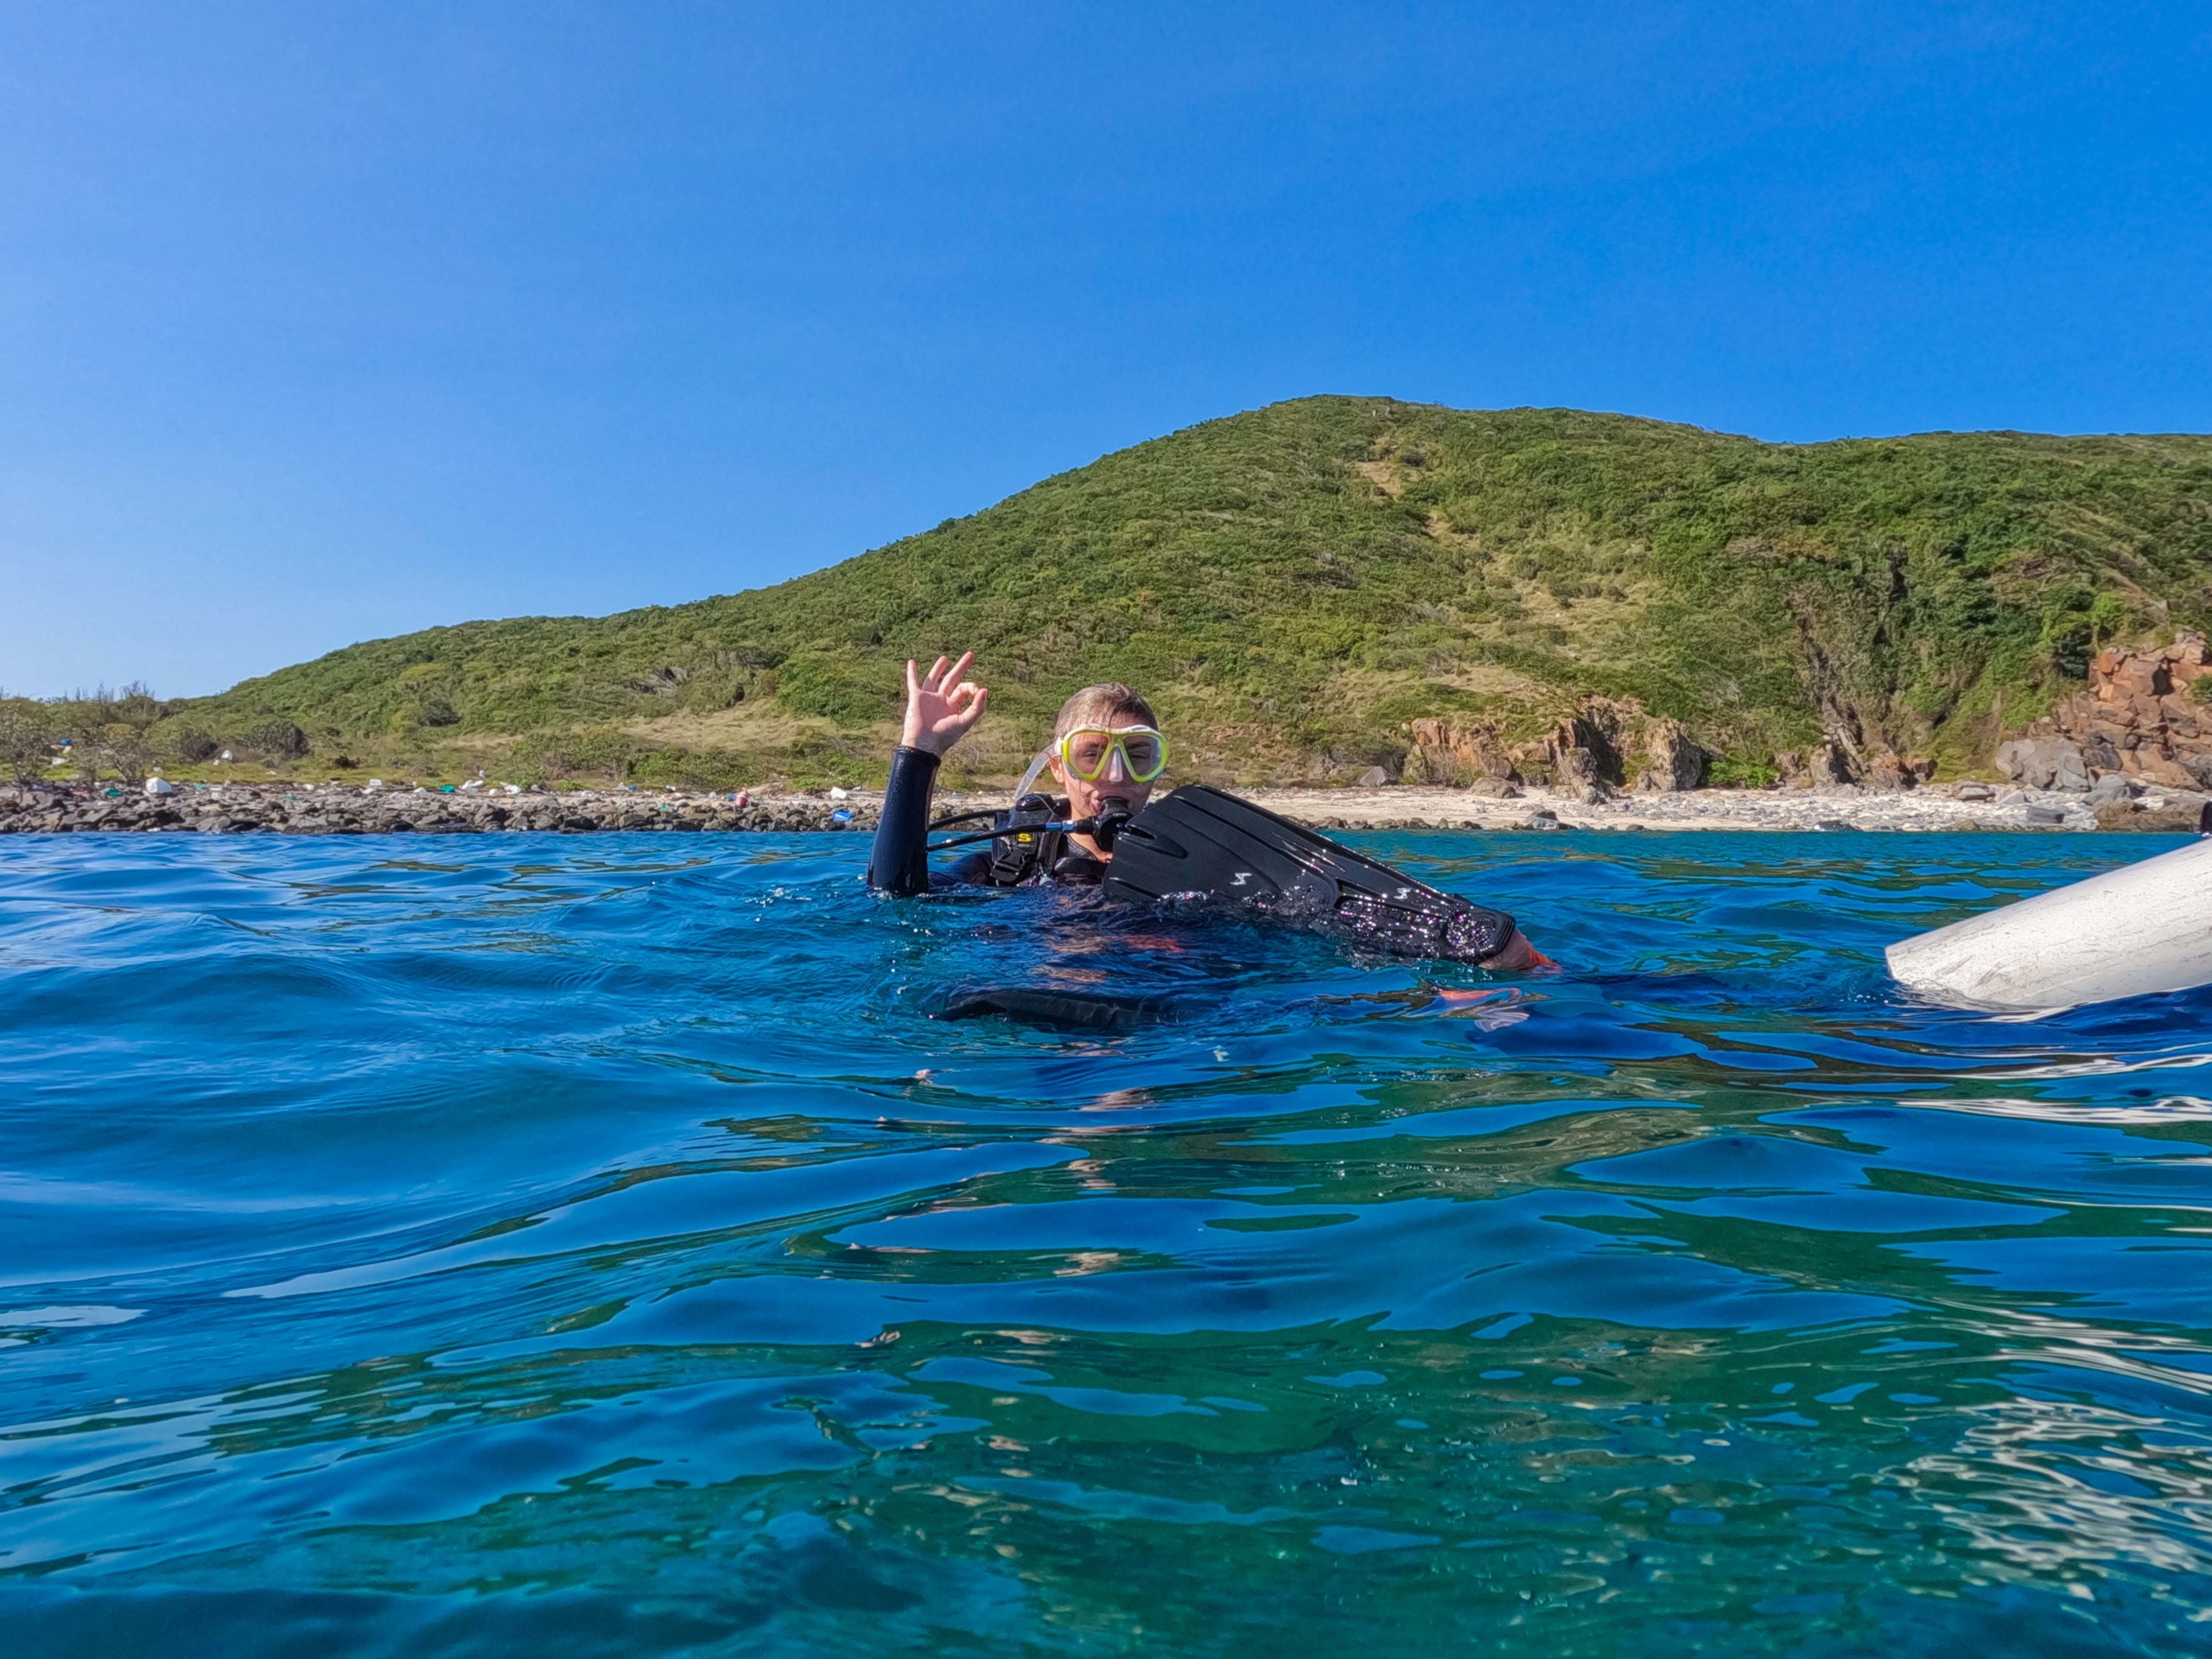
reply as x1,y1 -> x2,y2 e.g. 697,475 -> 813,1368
1886,837 -> 2212,1011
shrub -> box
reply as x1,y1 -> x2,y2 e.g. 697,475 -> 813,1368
1707,755 -> 1779,789
246,721 -> 312,759
2088,590 -> 2131,651
775,654 -> 890,724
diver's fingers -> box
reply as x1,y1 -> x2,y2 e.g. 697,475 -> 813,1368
963,685 -> 989,726
944,651 -> 975,692
905,658 -> 921,700
923,654 -> 950,693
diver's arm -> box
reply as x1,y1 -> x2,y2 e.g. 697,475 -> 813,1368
871,652 -> 992,895
868,744 -> 941,895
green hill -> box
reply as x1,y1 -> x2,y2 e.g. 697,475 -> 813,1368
162,397 -> 2212,787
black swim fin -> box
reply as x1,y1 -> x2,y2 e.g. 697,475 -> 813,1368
934,986 -> 1180,1034
1101,784 -> 1521,966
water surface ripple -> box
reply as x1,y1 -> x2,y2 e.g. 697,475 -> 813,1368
3,830 -> 2209,1656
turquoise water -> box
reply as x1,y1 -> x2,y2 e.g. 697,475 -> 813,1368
3,830 -> 2209,1656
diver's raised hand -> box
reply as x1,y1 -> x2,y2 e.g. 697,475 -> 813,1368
901,652 -> 988,756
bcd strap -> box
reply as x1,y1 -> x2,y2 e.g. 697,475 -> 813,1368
985,793 -> 1065,887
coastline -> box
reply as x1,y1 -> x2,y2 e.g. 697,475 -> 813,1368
3,779 -> 2203,836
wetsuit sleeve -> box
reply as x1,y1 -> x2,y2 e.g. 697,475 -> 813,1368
868,745 -> 941,895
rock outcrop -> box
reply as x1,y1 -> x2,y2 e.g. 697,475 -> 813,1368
2044,632 -> 2212,791
1773,740 -> 1929,791
1548,706 -> 1624,792
1408,699 -> 1708,796
1405,716 -> 1519,785
1636,718 -> 1707,793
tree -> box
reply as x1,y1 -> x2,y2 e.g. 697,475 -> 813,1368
51,685 -> 168,785
0,700 -> 55,785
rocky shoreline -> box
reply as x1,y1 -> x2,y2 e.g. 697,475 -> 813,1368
3,778 -> 2206,837
0,783 -> 864,836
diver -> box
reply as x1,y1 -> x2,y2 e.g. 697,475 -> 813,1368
866,651 -> 1548,972
868,652 -> 1161,893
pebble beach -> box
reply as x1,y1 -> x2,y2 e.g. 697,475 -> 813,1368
3,778 -> 2203,835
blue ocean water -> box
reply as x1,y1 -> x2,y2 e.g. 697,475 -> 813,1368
2,829 -> 2209,1656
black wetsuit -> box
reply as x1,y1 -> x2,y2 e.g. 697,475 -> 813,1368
867,745 -> 1104,894
868,747 -> 1529,970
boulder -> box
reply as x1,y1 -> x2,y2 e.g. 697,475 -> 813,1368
1994,737 -> 2088,791
1555,744 -> 1601,788
2125,751 -> 2200,790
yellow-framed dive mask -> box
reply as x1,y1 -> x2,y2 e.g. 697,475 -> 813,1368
1056,725 -> 1168,784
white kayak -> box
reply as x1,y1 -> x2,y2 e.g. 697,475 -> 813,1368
1887,836 -> 2212,1011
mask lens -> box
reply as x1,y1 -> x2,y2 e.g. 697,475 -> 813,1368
1119,734 -> 1165,779
1065,734 -> 1113,778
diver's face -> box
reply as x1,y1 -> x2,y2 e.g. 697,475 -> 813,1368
1048,748 -> 1155,854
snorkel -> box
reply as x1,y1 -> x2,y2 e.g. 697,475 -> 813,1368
1013,748 -> 1053,803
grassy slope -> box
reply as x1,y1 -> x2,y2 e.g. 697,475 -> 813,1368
175,397 -> 2212,785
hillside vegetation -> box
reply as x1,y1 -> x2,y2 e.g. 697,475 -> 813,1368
33,397 -> 2212,789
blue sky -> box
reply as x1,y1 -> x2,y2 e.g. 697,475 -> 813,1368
3,2 -> 2207,696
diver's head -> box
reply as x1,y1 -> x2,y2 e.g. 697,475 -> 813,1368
1045,683 -> 1164,853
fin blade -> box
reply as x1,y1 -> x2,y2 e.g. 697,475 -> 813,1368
1104,785 -> 1519,965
